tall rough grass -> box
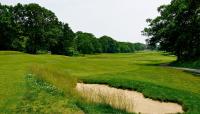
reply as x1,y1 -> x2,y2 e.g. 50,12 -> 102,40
30,64 -> 77,96
76,83 -> 135,113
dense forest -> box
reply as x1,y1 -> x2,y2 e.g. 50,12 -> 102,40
0,3 -> 146,55
143,0 -> 200,61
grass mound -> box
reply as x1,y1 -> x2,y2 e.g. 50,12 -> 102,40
15,65 -> 132,114
30,65 -> 77,95
16,74 -> 82,114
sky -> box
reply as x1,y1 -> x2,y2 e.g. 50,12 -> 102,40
0,0 -> 171,43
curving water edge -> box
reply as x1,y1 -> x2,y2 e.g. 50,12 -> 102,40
76,83 -> 184,114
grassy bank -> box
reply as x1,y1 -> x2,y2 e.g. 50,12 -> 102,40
24,65 -> 130,114
1,51 -> 200,113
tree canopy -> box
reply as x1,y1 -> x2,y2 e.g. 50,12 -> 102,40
143,0 -> 200,60
0,3 -> 146,55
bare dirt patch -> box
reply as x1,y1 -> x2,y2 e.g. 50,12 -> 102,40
76,83 -> 184,114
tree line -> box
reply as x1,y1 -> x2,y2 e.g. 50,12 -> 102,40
0,3 -> 146,55
143,0 -> 200,61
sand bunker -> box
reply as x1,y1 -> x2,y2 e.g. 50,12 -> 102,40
76,83 -> 184,114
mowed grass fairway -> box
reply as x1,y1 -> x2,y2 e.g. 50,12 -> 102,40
1,51 -> 200,113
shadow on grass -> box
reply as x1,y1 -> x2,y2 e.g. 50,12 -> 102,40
133,62 -> 170,67
170,59 -> 200,69
135,62 -> 200,78
182,70 -> 200,77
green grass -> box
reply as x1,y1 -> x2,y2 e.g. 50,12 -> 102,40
15,74 -> 81,114
0,51 -> 200,113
